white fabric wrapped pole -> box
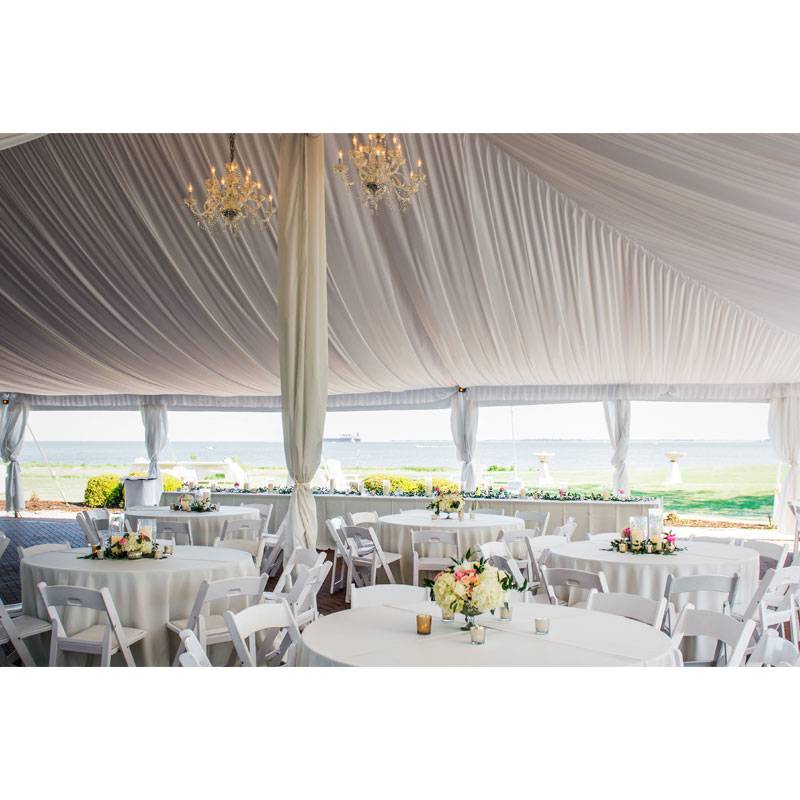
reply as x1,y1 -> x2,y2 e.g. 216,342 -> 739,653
1,398 -> 28,514
140,402 -> 168,488
276,133 -> 327,550
451,389 -> 479,491
603,399 -> 631,497
769,397 -> 800,539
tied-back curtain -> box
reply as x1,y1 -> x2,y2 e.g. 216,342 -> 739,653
140,402 -> 168,483
1,399 -> 28,513
277,133 -> 328,550
603,399 -> 631,497
769,397 -> 800,538
451,390 -> 479,491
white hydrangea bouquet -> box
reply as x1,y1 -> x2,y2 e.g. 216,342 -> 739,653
427,490 -> 464,518
430,550 -> 513,629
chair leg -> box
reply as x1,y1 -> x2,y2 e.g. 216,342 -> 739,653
329,551 -> 339,594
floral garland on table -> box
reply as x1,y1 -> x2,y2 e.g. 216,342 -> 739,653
81,532 -> 168,560
606,527 -> 684,555
170,493 -> 219,513
427,491 -> 464,517
427,550 -> 526,629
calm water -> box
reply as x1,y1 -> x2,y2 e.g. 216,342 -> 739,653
18,439 -> 776,470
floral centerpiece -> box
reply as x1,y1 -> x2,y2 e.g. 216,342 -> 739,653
428,550 -> 523,629
82,531 -> 167,560
607,527 -> 683,555
170,493 -> 219,513
427,490 -> 464,518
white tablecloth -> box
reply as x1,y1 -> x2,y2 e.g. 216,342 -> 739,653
125,505 -> 260,546
21,545 -> 257,666
298,601 -> 678,667
377,511 -> 525,582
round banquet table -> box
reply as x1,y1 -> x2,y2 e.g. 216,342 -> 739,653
20,545 -> 257,666
125,505 -> 260,547
377,511 -> 525,583
546,538 -> 759,660
298,601 -> 679,667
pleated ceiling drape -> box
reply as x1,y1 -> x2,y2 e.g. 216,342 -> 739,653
276,134 -> 328,550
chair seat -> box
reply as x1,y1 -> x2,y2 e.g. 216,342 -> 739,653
0,613 -> 51,642
64,624 -> 146,649
217,539 -> 261,556
166,614 -> 228,639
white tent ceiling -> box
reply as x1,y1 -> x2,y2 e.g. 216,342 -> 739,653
1,132 -> 800,409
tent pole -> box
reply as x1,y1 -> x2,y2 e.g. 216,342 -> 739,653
509,406 -> 519,480
26,423 -> 71,508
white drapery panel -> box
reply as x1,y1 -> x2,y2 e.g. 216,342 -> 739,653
276,134 -> 327,550
603,399 -> 631,497
768,397 -> 800,537
1,398 -> 28,513
450,389 -> 479,491
140,402 -> 168,483
3,134 -> 800,402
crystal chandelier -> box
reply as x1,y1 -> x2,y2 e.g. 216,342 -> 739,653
333,133 -> 426,212
184,134 -> 276,234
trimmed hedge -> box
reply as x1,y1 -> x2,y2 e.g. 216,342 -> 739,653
361,473 -> 459,495
84,473 -> 182,508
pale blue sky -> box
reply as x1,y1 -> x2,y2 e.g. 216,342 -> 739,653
26,402 -> 769,442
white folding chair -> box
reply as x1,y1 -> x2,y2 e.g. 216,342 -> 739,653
551,518 -> 578,542
742,566 -> 800,645
474,510 -> 505,517
524,539 -> 557,600
17,542 -> 70,560
662,573 -> 740,636
479,540 -> 512,561
266,560 -> 332,628
671,604 -> 755,667
746,629 -> 800,667
77,512 -> 102,546
497,529 -> 543,577
0,595 -> 51,666
214,518 -> 268,568
540,566 -> 609,606
514,510 -> 550,535
326,516 -> 350,594
343,525 -> 401,590
411,529 -> 460,586
740,540 -> 790,576
38,581 -> 146,667
272,547 -> 327,594
0,533 -> 8,563
586,589 -> 667,628
86,508 -> 110,532
177,629 -> 213,667
242,502 -> 282,574
350,584 -> 428,609
484,553 -> 534,603
156,519 -> 193,546
167,573 -> 269,666
346,510 -> 380,528
241,503 -> 274,530
224,598 -> 302,667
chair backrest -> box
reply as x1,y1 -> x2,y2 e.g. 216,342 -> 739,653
0,596 -> 36,666
224,599 -> 301,666
157,519 -> 193,546
671,604 -> 755,666
551,518 -> 577,541
411,529 -> 460,556
760,565 -> 800,611
273,547 -> 328,594
524,539 -> 553,587
586,589 -> 667,628
183,573 -> 269,641
241,503 -> 274,528
747,630 -> 800,667
540,566 -> 609,604
347,510 -> 379,527
284,562 -> 332,617
178,629 -> 212,667
37,580 -> 136,665
689,535 -> 742,546
479,540 -> 512,560
220,518 -> 266,541
486,553 -> 526,588
514,510 -> 550,534
86,508 -> 110,530
664,573 -> 740,611
498,529 -> 540,546
76,512 -> 102,546
350,584 -> 428,609
17,542 -> 70,560
342,525 -> 379,557
326,516 -> 347,551
473,510 -> 505,517
740,540 -> 790,574
0,533 -> 8,563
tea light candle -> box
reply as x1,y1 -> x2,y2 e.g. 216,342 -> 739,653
618,540 -> 628,553
534,617 -> 550,635
96,549 -> 105,560
424,476 -> 433,495
499,603 -> 512,621
441,606 -> 454,622
382,479 -> 391,496
154,549 -> 163,559
267,481 -> 275,491
644,541 -> 653,553
457,507 -> 465,520
416,614 -> 432,635
630,527 -> 644,546
244,481 -> 251,492
469,625 -> 486,644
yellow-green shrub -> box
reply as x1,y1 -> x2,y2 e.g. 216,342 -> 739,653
361,474 -> 460,495
84,475 -> 124,508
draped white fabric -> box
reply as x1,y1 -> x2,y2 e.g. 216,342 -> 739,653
276,134 -> 327,550
603,399 -> 631,496
768,397 -> 800,537
2,134 -> 800,406
1,399 -> 28,513
450,390 -> 479,491
140,402 -> 168,485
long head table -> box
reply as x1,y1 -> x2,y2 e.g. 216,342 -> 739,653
161,491 -> 662,549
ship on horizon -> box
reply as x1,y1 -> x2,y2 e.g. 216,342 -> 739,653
323,432 -> 362,443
